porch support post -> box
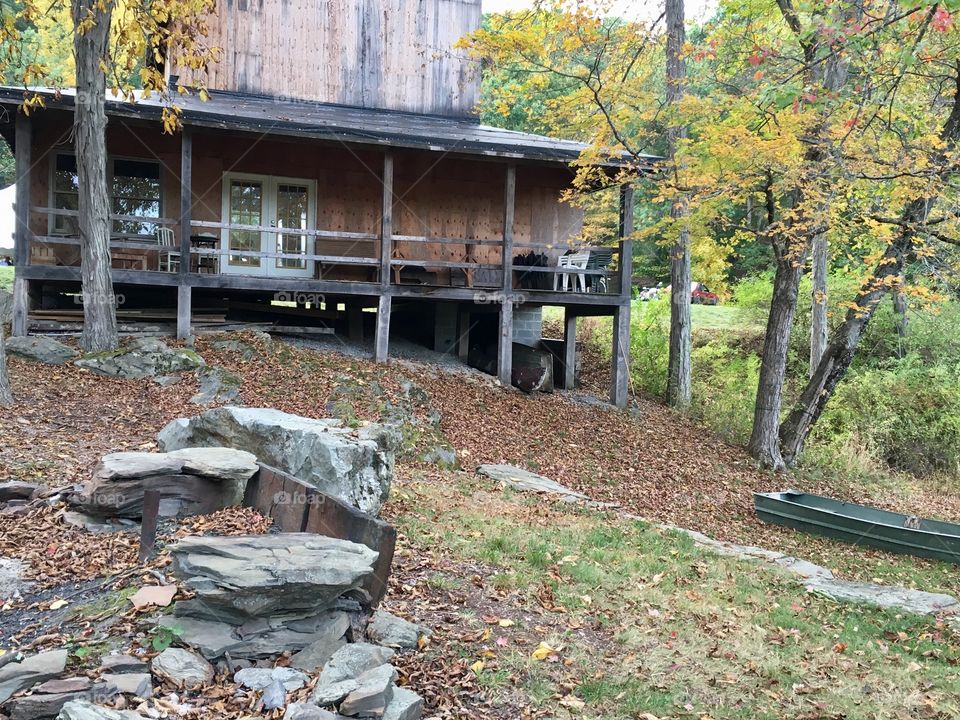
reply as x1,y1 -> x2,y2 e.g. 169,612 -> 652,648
380,152 -> 393,288
563,309 -> 577,390
610,184 -> 635,407
502,164 -> 516,292
11,113 -> 31,336
177,128 -> 193,339
375,294 -> 391,362
498,299 -> 513,386
457,307 -> 470,362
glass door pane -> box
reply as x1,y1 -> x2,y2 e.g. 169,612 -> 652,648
275,183 -> 309,270
229,180 -> 263,267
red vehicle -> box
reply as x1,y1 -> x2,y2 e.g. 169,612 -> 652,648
690,282 -> 719,305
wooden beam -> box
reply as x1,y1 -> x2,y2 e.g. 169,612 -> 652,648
374,294 -> 391,362
610,302 -> 630,408
563,310 -> 577,391
619,183 -> 635,297
177,284 -> 192,339
502,164 -> 516,292
380,152 -> 393,287
179,128 -> 192,278
458,308 -> 470,362
12,113 -> 30,336
498,299 -> 513,386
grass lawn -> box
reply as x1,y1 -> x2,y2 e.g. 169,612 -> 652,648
0,266 -> 12,292
390,473 -> 960,720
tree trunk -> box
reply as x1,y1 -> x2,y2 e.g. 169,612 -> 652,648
0,292 -> 12,406
809,231 -> 828,374
664,0 -> 691,409
893,280 -> 908,358
747,252 -> 805,469
73,0 -> 119,352
779,65 -> 960,464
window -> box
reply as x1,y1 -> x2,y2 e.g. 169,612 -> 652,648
228,179 -> 263,267
275,183 -> 308,270
52,154 -> 79,235
51,154 -> 162,237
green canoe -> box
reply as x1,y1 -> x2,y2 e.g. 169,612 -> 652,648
754,490 -> 960,564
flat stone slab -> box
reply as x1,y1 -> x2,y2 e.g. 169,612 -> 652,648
338,664 -> 396,717
169,534 -> 378,622
234,667 -> 308,692
806,577 -> 959,615
383,686 -> 424,720
0,649 -> 69,703
5,336 -> 77,365
0,481 -> 38,502
366,610 -> 424,649
150,648 -> 214,689
477,464 -> 588,500
283,704 -> 338,720
74,338 -> 204,379
57,700 -> 148,720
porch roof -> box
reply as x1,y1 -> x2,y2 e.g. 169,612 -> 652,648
0,86 -> 658,167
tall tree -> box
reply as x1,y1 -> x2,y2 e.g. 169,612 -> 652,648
0,290 -> 12,406
665,0 -> 692,409
73,0 -> 118,351
2,0 -> 217,351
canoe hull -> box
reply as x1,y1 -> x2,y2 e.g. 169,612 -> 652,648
754,491 -> 960,565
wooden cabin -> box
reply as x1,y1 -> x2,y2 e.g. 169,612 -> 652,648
0,0 -> 645,406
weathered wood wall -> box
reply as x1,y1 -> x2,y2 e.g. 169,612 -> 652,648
177,0 -> 482,117
27,119 -> 583,267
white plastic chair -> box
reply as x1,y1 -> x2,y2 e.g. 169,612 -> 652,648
156,227 -> 179,272
554,252 -> 589,292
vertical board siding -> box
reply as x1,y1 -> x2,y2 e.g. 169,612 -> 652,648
181,0 -> 481,117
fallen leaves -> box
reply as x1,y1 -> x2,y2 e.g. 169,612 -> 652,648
128,584 -> 177,610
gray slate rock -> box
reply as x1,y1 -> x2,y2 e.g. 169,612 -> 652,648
338,664 -> 397,717
150,647 -> 214,689
234,667 -> 308,692
62,512 -> 140,534
319,643 -> 395,686
100,673 -> 152,698
98,655 -> 147,674
0,555 -> 28,600
283,704 -> 339,720
34,678 -> 92,694
0,649 -> 68,703
191,366 -> 242,405
56,700 -> 147,720
5,336 -> 77,365
157,406 -> 397,514
260,679 -> 288,711
807,577 -> 959,614
477,464 -> 588,500
383,687 -> 423,720
167,448 -> 259,483
6,679 -> 118,720
74,338 -> 204,379
0,481 -> 38,502
169,534 -> 378,622
288,613 -> 351,671
366,611 -> 424,649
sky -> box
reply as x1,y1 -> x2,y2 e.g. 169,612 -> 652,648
481,0 -> 719,22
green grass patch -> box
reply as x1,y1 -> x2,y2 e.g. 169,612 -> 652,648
0,266 -> 12,292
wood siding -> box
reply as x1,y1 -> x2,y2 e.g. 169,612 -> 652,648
178,0 -> 482,117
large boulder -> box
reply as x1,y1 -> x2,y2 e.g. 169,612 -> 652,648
169,534 -> 379,622
5,336 -> 77,365
74,338 -> 204,379
157,407 -> 397,514
74,448 -> 258,518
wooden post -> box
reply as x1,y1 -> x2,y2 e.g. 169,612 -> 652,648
139,489 -> 160,562
11,114 -> 31,336
380,152 -> 393,288
457,308 -> 470,361
563,310 -> 577,390
375,294 -> 391,362
177,128 -> 193,339
610,184 -> 635,407
498,299 -> 513,386
502,164 -> 516,292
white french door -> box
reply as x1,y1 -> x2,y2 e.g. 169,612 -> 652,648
221,173 -> 316,278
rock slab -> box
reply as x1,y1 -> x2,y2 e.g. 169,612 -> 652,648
74,338 -> 204,379
0,649 -> 68,703
150,648 -> 214,689
157,406 -> 396,514
5,336 -> 77,365
366,611 -> 424,649
477,464 -> 588,500
169,534 -> 379,622
56,700 -> 147,720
